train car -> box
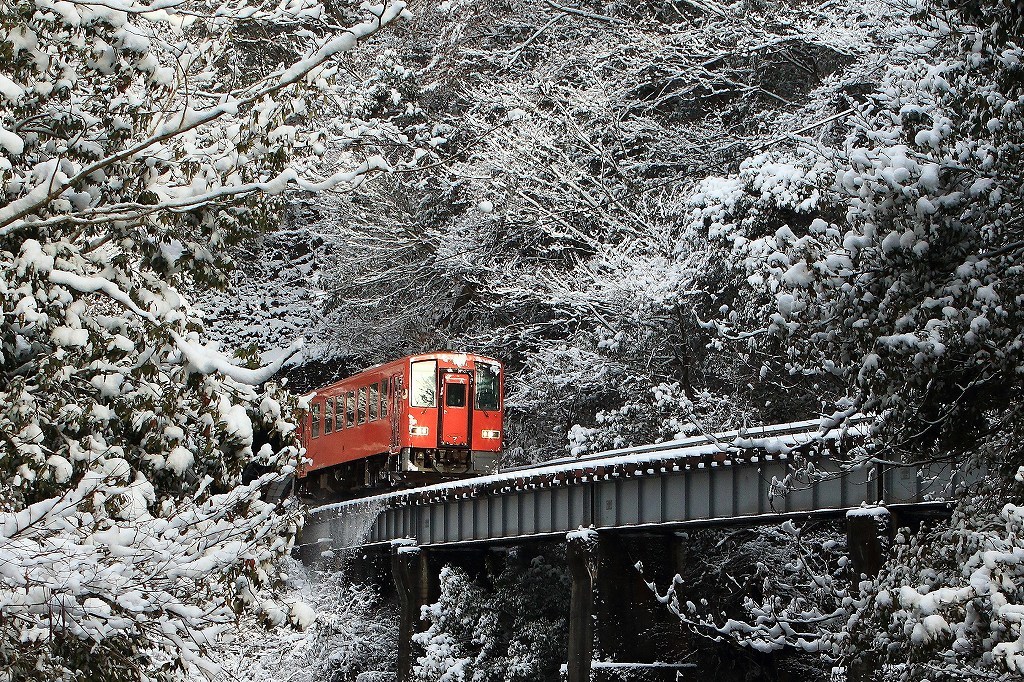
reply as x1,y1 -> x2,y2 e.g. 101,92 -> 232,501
297,352 -> 503,499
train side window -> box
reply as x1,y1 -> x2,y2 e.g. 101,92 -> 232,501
346,391 -> 355,428
380,379 -> 388,418
311,402 -> 321,438
475,362 -> 500,411
335,397 -> 344,431
357,387 -> 367,425
446,381 -> 467,407
369,384 -> 379,421
410,360 -> 437,408
324,398 -> 334,434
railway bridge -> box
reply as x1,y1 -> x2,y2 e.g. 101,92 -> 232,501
299,420 -> 966,681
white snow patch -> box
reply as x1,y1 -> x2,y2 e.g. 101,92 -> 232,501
166,446 -> 195,475
0,74 -> 23,102
566,526 -> 598,543
846,505 -> 890,518
46,455 -> 73,483
288,601 -> 316,630
0,126 -> 24,154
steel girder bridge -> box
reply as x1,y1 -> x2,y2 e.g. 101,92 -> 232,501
299,420 -> 967,682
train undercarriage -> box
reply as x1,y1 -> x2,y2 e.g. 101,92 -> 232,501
296,447 -> 497,504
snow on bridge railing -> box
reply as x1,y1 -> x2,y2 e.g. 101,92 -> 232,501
307,418 -> 872,521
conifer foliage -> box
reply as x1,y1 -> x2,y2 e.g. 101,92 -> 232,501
0,0 -> 407,679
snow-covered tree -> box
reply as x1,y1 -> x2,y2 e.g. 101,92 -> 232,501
671,0 -> 1024,677
0,0 -> 408,678
206,557 -> 398,682
413,547 -> 569,682
841,492 -> 1024,680
684,0 -> 1023,472
231,0 -> 894,460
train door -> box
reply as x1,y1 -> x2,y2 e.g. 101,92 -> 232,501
439,372 -> 471,447
389,374 -> 402,454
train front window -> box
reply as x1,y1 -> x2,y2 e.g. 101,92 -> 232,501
475,362 -> 500,411
410,360 -> 437,408
446,382 -> 467,407
324,398 -> 334,434
311,402 -> 321,438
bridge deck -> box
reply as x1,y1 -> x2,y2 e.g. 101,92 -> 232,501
301,422 -> 962,550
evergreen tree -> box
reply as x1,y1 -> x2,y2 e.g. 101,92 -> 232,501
0,0 -> 407,678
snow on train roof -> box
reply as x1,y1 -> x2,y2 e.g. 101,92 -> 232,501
306,351 -> 501,395
310,416 -> 867,517
373,351 -> 500,370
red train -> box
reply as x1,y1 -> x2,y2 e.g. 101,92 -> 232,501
298,352 -> 504,499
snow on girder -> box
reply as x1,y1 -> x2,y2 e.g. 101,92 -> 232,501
308,419 -> 866,519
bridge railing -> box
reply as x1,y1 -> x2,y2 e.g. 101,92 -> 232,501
302,423 -> 967,551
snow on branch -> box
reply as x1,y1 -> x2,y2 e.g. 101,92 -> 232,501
0,0 -> 359,676
49,270 -> 156,322
0,0 -> 410,236
172,331 -> 304,385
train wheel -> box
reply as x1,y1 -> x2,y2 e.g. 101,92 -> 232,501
368,455 -> 391,489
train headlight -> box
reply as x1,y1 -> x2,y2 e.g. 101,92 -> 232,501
410,426 -> 430,436
481,429 -> 501,439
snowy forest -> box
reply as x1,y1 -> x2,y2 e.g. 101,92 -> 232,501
2,0 -> 1024,680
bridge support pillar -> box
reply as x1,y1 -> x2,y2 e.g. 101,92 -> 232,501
846,508 -> 891,583
392,543 -> 425,682
846,508 -> 891,682
597,533 -> 640,660
567,530 -> 598,682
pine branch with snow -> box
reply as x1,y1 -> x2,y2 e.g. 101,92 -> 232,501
0,0 -> 411,678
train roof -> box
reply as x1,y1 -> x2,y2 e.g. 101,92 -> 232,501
312,351 -> 501,394
406,350 -> 501,365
